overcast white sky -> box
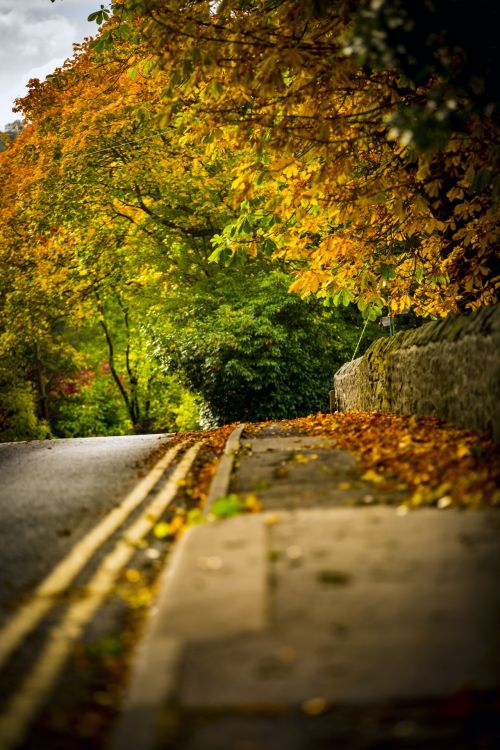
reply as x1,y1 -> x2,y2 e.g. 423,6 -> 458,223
0,0 -> 101,128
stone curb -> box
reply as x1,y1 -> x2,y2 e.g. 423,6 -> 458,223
110,423 -> 261,750
203,422 -> 246,515
110,518 -> 268,750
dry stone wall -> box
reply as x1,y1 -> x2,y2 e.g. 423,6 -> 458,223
333,304 -> 500,440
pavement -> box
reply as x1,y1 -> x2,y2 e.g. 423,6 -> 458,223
111,424 -> 500,750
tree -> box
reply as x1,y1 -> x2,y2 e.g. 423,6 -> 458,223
158,265 -> 380,424
1,24 -> 384,437
100,0 -> 498,316
0,120 -> 24,152
347,0 -> 499,144
0,42 -> 211,436
0,356 -> 50,442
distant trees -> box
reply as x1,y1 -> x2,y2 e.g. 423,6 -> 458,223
158,267 -> 380,424
0,120 -> 24,152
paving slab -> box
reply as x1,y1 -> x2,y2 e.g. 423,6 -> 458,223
177,508 -> 500,709
234,434 -> 405,509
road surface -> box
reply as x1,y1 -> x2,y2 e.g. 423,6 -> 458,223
0,433 -> 192,750
0,435 -> 172,620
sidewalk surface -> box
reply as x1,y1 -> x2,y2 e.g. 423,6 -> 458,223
113,424 -> 500,750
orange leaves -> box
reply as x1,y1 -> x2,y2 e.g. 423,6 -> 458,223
288,273 -> 319,296
2,0 -> 498,337
286,411 -> 499,509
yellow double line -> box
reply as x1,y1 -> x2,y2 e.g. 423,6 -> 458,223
0,439 -> 202,750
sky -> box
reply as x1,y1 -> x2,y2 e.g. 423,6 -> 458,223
0,0 -> 101,128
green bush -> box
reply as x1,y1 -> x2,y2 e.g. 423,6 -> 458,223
51,368 -> 203,437
159,269 -> 380,425
51,373 -> 130,438
0,376 -> 50,442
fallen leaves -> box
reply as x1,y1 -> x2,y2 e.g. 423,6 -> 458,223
182,414 -> 498,515
317,570 -> 352,586
210,493 -> 263,519
259,412 -> 499,509
292,452 -> 320,464
152,514 -> 185,539
361,469 -> 385,485
302,697 -> 328,716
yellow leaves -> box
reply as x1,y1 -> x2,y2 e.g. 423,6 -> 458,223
425,179 -> 442,198
288,412 -> 499,509
456,444 -> 471,459
118,567 -> 154,609
209,493 -> 262,519
292,452 -> 319,464
418,234 -> 444,261
388,294 -> 412,313
153,513 -> 185,539
124,568 -> 141,584
191,158 -> 205,176
1,0 -> 496,325
409,487 -> 428,506
302,697 -> 328,716
290,272 -> 320,295
288,278 -> 305,295
282,162 -> 299,179
361,469 -> 385,485
392,198 -> 406,222
453,200 -> 481,221
244,493 -> 263,513
338,481 -> 352,490
412,194 -> 429,215
446,187 -> 464,202
415,157 -> 432,182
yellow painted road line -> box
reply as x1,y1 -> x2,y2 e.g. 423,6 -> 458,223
0,441 -> 202,750
0,439 -> 186,671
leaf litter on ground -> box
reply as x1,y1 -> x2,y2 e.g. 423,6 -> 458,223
263,411 -> 500,509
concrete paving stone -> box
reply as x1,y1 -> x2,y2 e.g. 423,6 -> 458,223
205,424 -> 246,514
162,698 -> 500,750
176,508 -> 500,709
150,514 -> 269,641
234,436 -> 405,509
239,436 -> 334,453
111,514 -> 269,750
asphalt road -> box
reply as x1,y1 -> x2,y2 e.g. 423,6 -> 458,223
0,435 -> 172,623
0,433 -> 189,750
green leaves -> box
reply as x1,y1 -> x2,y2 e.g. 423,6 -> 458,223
88,5 -> 111,25
375,264 -> 396,281
128,58 -> 156,81
332,288 -> 353,307
210,493 -> 263,518
210,495 -> 244,518
156,267 -> 380,425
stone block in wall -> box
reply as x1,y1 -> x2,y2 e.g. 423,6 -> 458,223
333,304 -> 500,439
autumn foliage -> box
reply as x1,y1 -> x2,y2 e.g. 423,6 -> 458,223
103,0 -> 499,318
287,411 -> 500,508
0,0 -> 498,437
